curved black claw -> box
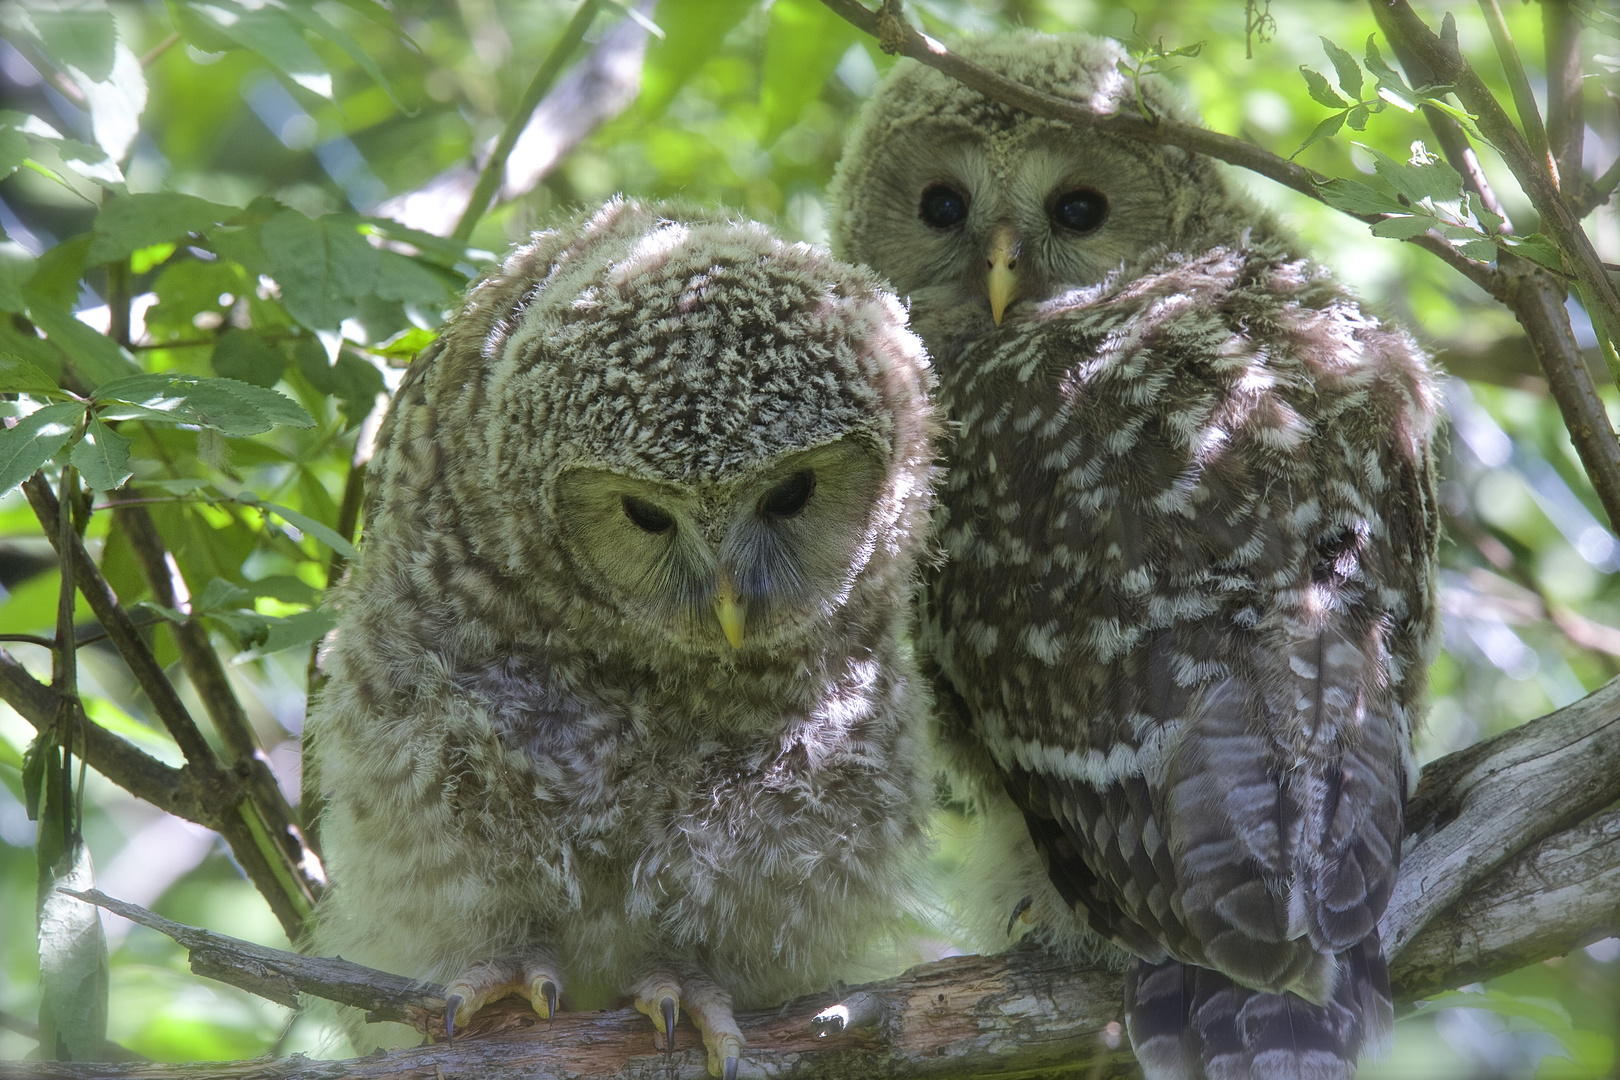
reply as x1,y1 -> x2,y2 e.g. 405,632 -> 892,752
444,993 -> 464,1044
1006,894 -> 1034,936
661,995 -> 678,1056
541,979 -> 559,1024
723,1055 -> 738,1080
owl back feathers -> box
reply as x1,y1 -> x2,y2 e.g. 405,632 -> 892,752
925,241 -> 1438,1079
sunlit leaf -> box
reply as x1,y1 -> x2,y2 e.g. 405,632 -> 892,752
1320,37 -> 1362,101
1293,111 -> 1346,157
93,373 -> 315,435
37,843 -> 110,1065
1298,66 -> 1349,109
1369,214 -> 1437,239
69,419 -> 132,492
0,402 -> 84,493
29,7 -> 117,83
1312,177 -> 1409,216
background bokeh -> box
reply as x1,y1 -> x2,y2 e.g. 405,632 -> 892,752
0,0 -> 1617,1075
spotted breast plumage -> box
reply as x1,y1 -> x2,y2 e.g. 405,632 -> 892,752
830,32 -> 1441,1079
305,198 -> 938,1078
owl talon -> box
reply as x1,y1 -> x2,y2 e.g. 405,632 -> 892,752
661,995 -> 678,1051
443,993 -> 464,1043
541,979 -> 559,1022
723,1055 -> 738,1080
631,973 -> 684,1052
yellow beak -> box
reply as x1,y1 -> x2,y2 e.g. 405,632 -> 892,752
712,575 -> 745,649
987,224 -> 1019,325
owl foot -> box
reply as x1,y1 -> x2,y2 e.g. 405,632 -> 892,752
443,955 -> 563,1041
630,970 -> 743,1078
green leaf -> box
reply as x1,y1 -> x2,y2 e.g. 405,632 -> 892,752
1501,233 -> 1566,273
0,355 -> 60,395
0,238 -> 36,314
1293,111 -> 1346,157
637,0 -> 757,117
93,373 -> 315,436
373,250 -> 453,309
1363,143 -> 1464,208
1346,104 -> 1370,131
1298,66 -> 1349,110
1456,237 -> 1498,261
260,211 -> 379,330
26,234 -> 91,309
1369,214 -> 1437,239
257,608 -> 338,654
0,127 -> 28,182
1320,37 -> 1362,101
295,340 -> 385,425
761,0 -> 858,141
195,576 -> 253,612
1363,35 -> 1412,96
237,493 -> 360,562
1313,177 -> 1409,216
30,8 -> 117,83
179,1 -> 335,99
0,402 -> 85,493
280,2 -> 407,112
210,329 -> 287,389
23,300 -> 142,386
87,193 -> 239,266
37,843 -> 110,1065
69,419 -> 131,492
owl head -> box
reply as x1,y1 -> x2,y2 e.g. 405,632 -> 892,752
829,32 -> 1257,348
388,199 -> 935,664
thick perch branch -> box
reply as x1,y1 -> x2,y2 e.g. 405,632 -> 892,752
15,678 -> 1620,1079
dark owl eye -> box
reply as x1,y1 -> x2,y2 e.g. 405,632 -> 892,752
918,184 -> 969,229
622,495 -> 674,534
1050,188 -> 1108,233
761,470 -> 816,519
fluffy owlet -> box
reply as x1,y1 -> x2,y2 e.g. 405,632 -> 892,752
305,198 -> 937,1078
830,33 -> 1440,1080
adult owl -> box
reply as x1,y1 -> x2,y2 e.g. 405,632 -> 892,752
305,198 -> 938,1079
830,32 -> 1440,1080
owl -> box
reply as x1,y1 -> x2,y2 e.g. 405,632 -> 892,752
829,33 -> 1440,1080
304,198 -> 938,1079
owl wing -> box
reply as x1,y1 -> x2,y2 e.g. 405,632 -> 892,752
929,246 -> 1438,1076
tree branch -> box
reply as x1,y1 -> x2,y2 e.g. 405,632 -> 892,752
110,496 -> 324,909
21,476 -> 309,941
12,675 -> 1620,1079
0,647 -> 211,824
1377,1 -> 1620,378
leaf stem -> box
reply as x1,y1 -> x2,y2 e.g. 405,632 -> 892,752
1475,0 -> 1554,182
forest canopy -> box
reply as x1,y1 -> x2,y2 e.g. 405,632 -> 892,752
0,0 -> 1617,1077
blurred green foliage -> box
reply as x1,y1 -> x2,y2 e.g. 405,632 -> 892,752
0,0 -> 1616,1074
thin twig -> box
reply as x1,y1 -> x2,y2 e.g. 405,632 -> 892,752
451,0 -> 602,242
139,31 -> 181,69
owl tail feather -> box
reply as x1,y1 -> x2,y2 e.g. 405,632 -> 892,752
1123,934 -> 1393,1080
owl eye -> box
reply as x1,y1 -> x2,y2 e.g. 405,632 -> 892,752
1050,188 -> 1108,234
918,184 -> 969,229
761,470 -> 816,519
623,495 -> 674,534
